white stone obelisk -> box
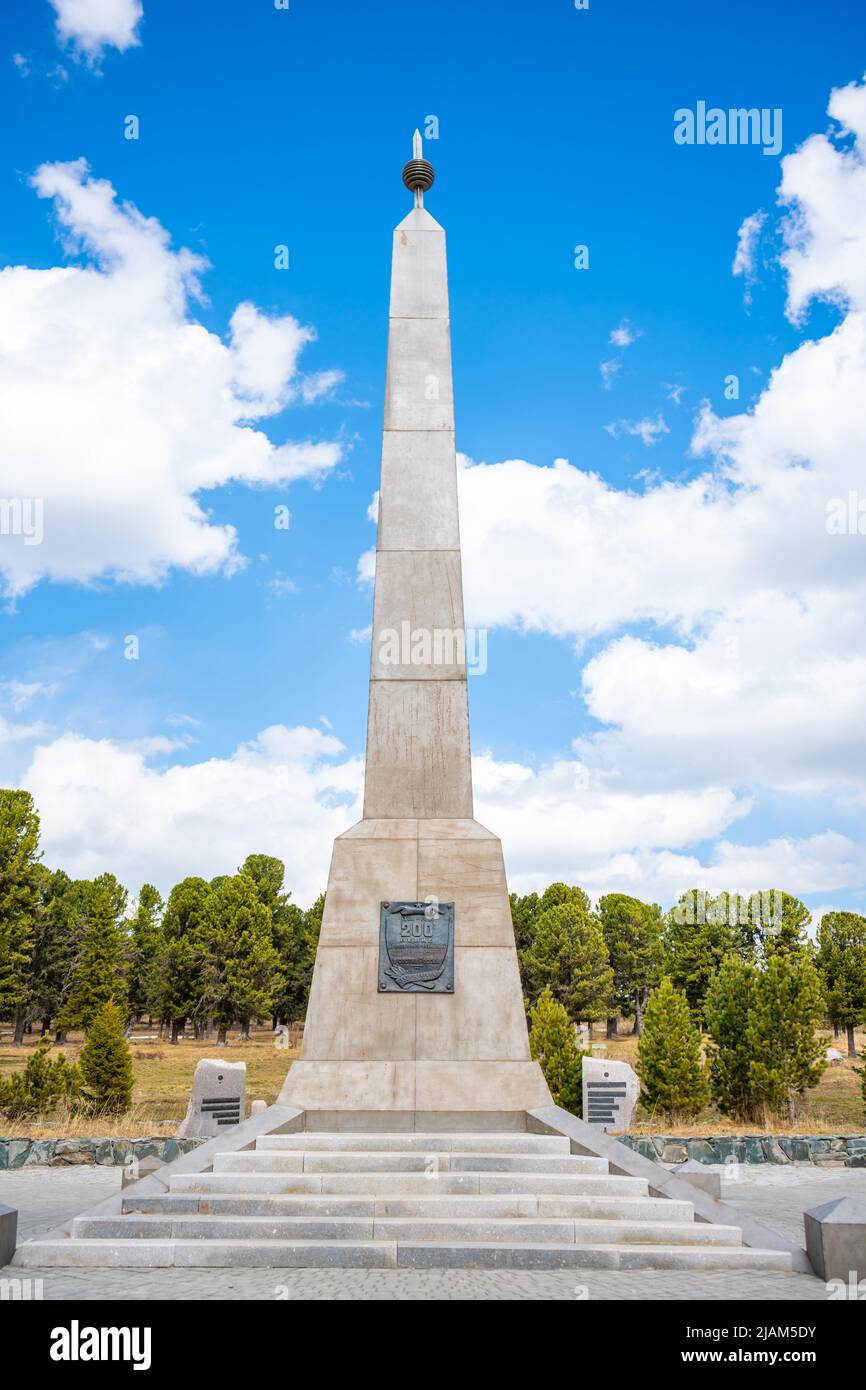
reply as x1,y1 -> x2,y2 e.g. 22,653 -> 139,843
280,134 -> 550,1123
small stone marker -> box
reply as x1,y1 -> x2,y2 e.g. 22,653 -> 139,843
582,1056 -> 639,1132
675,1158 -> 722,1199
250,1099 -> 267,1116
0,1203 -> 17,1267
804,1196 -> 866,1282
176,1059 -> 246,1138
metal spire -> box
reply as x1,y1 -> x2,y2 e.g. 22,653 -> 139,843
402,128 -> 435,209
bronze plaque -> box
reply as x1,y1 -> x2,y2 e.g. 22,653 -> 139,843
378,901 -> 455,993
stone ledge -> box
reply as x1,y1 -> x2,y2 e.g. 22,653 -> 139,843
0,1137 -> 205,1169
616,1134 -> 866,1167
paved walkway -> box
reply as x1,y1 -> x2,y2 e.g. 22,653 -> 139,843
2,1163 -> 863,1300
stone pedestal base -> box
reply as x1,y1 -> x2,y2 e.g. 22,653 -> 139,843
278,818 -> 551,1116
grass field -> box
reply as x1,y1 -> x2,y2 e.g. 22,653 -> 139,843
0,1021 -> 863,1138
0,1025 -> 300,1138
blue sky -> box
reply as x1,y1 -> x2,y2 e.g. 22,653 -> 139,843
1,0 -> 866,918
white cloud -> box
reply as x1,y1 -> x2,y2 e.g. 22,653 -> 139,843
732,210 -> 767,301
608,319 -> 642,348
49,0 -> 143,61
267,572 -> 299,596
23,725 -> 363,905
18,721 -> 857,909
0,160 -> 342,598
599,359 -> 621,389
604,414 -> 669,446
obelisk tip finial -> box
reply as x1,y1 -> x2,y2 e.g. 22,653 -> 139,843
402,129 -> 435,208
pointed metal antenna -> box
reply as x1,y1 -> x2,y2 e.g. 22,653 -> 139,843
402,128 -> 435,209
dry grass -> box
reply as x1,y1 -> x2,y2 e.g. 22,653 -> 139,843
0,1025 -> 299,1138
1,1020 -> 863,1139
590,1022 -> 865,1135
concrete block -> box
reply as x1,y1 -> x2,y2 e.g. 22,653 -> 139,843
377,432 -> 460,552
370,550 -> 466,681
804,1196 -> 866,1282
363,679 -> 473,820
300,947 -> 416,1060
0,1204 -> 17,1266
389,212 -> 449,320
675,1158 -> 723,1200
416,835 -> 518,947
315,836 -> 418,948
414,948 -> 532,1061
384,319 -> 454,432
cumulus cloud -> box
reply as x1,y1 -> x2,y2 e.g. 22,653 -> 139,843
23,725 -> 363,905
0,160 -> 342,597
49,0 -> 143,61
15,721 -> 862,909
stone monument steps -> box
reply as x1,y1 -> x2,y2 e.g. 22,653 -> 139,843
168,1169 -> 651,1197
254,1132 -> 571,1154
211,1150 -> 609,1175
72,1212 -> 748,1248
122,1191 -> 698,1222
12,1237 -> 794,1272
12,1131 -> 796,1272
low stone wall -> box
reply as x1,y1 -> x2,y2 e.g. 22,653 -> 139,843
0,1137 -> 206,1169
618,1134 -> 866,1167
3,1131 -> 865,1169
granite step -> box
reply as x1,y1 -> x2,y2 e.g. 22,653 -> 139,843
170,1170 -> 648,1198
123,1192 -> 695,1222
12,1238 -> 794,1272
395,1242 -> 794,1272
255,1132 -> 571,1154
212,1150 -> 608,1175
75,1211 -> 744,1246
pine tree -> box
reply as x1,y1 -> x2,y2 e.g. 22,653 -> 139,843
127,884 -> 164,1022
816,912 -> 866,1057
528,985 -> 585,1115
155,876 -> 212,1042
705,956 -> 763,1121
598,893 -> 663,1037
0,1036 -> 81,1118
664,890 -> 743,1022
760,891 -> 812,960
747,953 -> 827,1125
79,999 -> 134,1114
0,789 -> 42,1045
521,899 -> 613,1023
57,885 -> 127,1032
204,873 -> 284,1042
636,977 -> 709,1123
